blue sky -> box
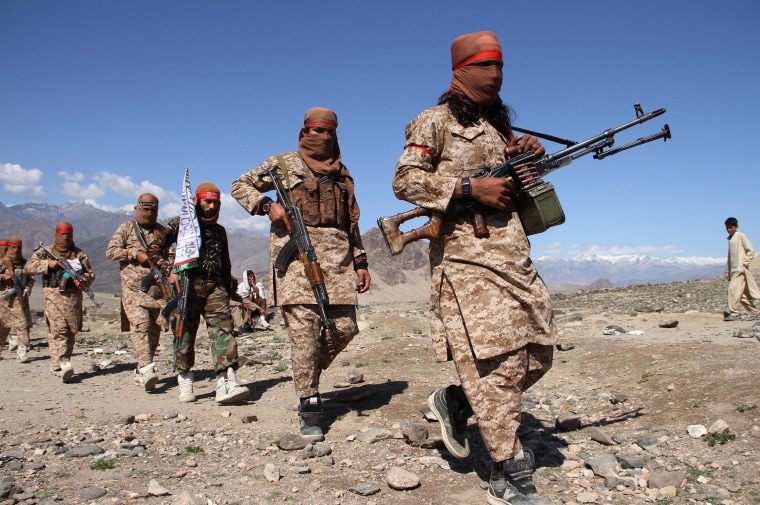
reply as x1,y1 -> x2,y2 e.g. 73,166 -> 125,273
1,0 -> 758,260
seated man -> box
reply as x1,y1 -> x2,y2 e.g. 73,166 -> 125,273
230,269 -> 269,333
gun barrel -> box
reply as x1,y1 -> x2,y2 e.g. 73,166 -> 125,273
595,124 -> 671,160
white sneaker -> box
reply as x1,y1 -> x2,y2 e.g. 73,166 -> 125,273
177,371 -> 197,402
259,315 -> 270,329
16,346 -> 30,363
215,368 -> 249,404
135,363 -> 159,391
8,335 -> 18,351
61,362 -> 74,383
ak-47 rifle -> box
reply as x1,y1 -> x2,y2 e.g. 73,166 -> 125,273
161,274 -> 189,374
2,258 -> 33,327
131,221 -> 176,300
378,103 -> 671,255
266,166 -> 336,335
35,243 -> 102,308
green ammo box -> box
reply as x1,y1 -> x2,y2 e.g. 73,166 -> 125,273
516,181 -> 565,236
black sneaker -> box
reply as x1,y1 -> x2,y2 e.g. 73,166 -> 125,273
487,462 -> 535,505
427,386 -> 471,458
299,396 -> 325,442
499,450 -> 553,505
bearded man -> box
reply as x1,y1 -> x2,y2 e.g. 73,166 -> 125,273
391,32 -> 556,505
147,183 -> 249,405
231,107 -> 371,441
0,237 -> 35,362
26,223 -> 96,382
106,194 -> 173,391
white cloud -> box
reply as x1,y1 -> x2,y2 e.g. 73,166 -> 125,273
160,202 -> 181,220
0,163 -> 46,200
57,170 -> 85,181
218,192 -> 270,231
91,171 -> 179,203
62,181 -> 106,199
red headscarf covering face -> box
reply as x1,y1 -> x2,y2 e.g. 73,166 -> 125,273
449,31 -> 504,106
54,222 -> 75,257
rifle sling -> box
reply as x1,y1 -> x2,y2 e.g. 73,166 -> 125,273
275,154 -> 293,202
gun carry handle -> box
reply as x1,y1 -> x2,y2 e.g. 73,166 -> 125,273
377,208 -> 442,256
274,239 -> 300,273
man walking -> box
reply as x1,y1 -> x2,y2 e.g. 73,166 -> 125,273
0,237 -> 35,362
724,217 -> 760,321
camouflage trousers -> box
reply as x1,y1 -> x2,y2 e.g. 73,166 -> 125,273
440,282 -> 553,462
282,304 -> 358,398
0,302 -> 30,349
230,297 -> 264,328
43,288 -> 82,371
122,289 -> 162,369
175,280 -> 239,374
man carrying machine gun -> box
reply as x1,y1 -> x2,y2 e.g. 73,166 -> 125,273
0,237 -> 35,363
26,222 -> 96,383
106,193 -> 174,392
231,107 -> 371,441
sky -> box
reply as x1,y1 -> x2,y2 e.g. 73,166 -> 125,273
1,0 -> 758,260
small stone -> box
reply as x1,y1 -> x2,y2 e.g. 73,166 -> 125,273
402,423 -> 429,446
386,466 -> 420,490
635,436 -> 657,450
576,491 -> 598,503
241,415 -> 258,424
603,325 -> 626,335
185,460 -> 197,467
357,428 -> 393,444
659,485 -> 677,497
333,382 -> 351,388
658,320 -> 678,328
610,390 -> 628,404
590,427 -> 616,445
346,371 -> 364,384
617,454 -> 644,469
264,463 -> 280,482
648,470 -> 687,489
348,482 -> 381,496
134,414 -> 149,422
148,479 -> 171,496
726,482 -> 742,493
66,444 -> 104,457
708,419 -> 730,434
79,487 -> 108,500
276,433 -> 310,451
163,412 -> 179,420
220,411 -> 232,418
557,342 -> 576,351
172,491 -> 207,505
312,443 -> 332,457
120,415 -> 135,425
687,424 -> 708,438
555,412 -> 582,431
585,454 -> 619,477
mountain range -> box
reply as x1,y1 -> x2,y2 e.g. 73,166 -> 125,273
0,200 -> 726,295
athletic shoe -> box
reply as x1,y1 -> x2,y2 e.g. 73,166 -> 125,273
427,386 -> 471,458
16,346 -> 30,363
135,363 -> 159,391
215,368 -> 249,404
61,362 -> 74,383
488,450 -> 553,505
178,371 -> 197,402
8,335 -> 18,351
298,395 -> 325,441
258,315 -> 270,329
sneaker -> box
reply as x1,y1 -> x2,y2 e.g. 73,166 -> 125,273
427,385 -> 471,458
61,362 -> 74,383
490,450 -> 553,505
235,326 -> 251,336
177,371 -> 197,402
8,335 -> 18,351
258,315 -> 270,329
243,323 -> 254,332
16,346 -> 30,363
215,368 -> 249,404
487,462 -> 535,505
724,314 -> 738,321
135,363 -> 159,392
299,396 -> 325,441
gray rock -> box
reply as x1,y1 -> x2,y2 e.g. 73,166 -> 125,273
635,436 -> 657,450
276,433 -> 310,451
402,423 -> 429,446
148,479 -> 171,496
357,428 -> 393,444
585,453 -> 619,477
658,320 -> 679,328
555,412 -> 582,431
557,342 -> 576,351
348,482 -> 381,496
590,427 -> 616,445
163,412 -> 179,420
610,390 -> 628,404
603,325 -> 627,335
616,454 -> 644,469
312,443 -> 332,457
648,470 -> 687,489
264,463 -> 280,482
346,371 -> 364,384
173,491 -> 207,505
79,487 -> 108,500
386,466 -> 420,490
66,444 -> 104,457
241,415 -> 258,424
23,462 -> 46,471
120,415 -> 135,425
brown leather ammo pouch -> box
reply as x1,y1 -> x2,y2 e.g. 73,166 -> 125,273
516,181 -> 565,235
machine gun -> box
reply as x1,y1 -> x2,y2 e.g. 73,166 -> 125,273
378,103 -> 671,255
131,221 -> 175,300
35,242 -> 102,307
2,258 -> 33,327
266,166 -> 336,335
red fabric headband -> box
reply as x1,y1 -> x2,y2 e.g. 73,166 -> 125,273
6,241 -> 21,246
197,192 -> 220,200
56,227 -> 74,233
304,122 -> 336,128
453,50 -> 503,70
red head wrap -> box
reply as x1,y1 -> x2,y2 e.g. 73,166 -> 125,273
194,183 -> 221,225
449,31 -> 503,106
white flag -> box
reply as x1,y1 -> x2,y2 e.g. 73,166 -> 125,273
173,168 -> 202,273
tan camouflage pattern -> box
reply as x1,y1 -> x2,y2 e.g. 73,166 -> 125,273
25,247 -> 94,370
392,105 -> 558,362
282,304 -> 359,398
231,151 -> 366,306
106,221 -> 172,367
0,259 -> 34,347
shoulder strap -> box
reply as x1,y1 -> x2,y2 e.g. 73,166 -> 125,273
276,154 -> 293,201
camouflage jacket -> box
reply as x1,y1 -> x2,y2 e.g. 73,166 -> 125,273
25,246 -> 95,290
231,151 -> 366,306
147,217 -> 232,290
392,105 -> 557,361
0,258 -> 34,316
106,220 -> 173,296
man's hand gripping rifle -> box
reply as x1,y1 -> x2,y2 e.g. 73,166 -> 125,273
35,242 -> 102,307
266,166 -> 336,335
131,221 -> 176,300
2,258 -> 33,327
378,103 -> 671,255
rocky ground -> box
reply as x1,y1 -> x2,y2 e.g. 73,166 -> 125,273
1,274 -> 759,505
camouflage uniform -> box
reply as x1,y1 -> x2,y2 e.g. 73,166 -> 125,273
106,221 -> 173,368
25,247 -> 95,371
0,259 -> 34,350
231,151 -> 366,398
147,217 -> 239,374
392,105 -> 558,461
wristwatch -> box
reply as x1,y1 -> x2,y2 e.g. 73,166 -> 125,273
461,177 -> 472,197
259,197 -> 273,215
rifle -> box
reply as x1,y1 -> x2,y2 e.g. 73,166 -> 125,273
161,274 -> 190,374
378,103 -> 671,255
35,243 -> 102,308
131,221 -> 176,300
2,258 -> 33,327
266,166 -> 336,335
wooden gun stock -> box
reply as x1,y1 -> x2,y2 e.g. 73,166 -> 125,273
377,208 -> 442,256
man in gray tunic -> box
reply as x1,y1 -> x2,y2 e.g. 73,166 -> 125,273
392,31 -> 556,505
231,107 -> 370,441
